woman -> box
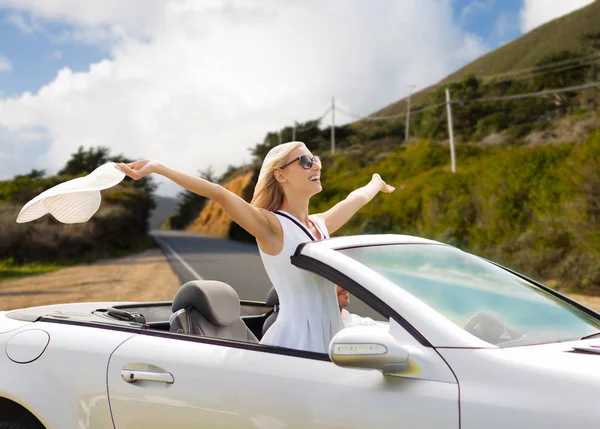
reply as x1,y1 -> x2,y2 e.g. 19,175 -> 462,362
117,141 -> 394,353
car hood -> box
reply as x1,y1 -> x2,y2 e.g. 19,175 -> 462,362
0,311 -> 32,334
498,339 -> 600,377
440,339 -> 600,394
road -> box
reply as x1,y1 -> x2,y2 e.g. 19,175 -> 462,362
151,229 -> 273,302
150,229 -> 383,320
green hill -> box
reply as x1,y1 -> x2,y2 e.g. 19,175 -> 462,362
308,133 -> 600,294
376,0 -> 600,116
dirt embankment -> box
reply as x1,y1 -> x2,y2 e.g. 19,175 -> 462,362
186,169 -> 256,238
0,248 -> 181,311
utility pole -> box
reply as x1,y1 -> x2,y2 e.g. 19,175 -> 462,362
292,122 -> 296,141
405,84 -> 415,141
331,97 -> 336,155
445,88 -> 456,173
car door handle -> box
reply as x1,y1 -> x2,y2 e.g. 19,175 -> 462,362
121,369 -> 174,384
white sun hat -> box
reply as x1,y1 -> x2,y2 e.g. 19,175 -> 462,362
16,162 -> 126,224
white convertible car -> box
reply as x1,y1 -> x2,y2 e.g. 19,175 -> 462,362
1,234 -> 600,429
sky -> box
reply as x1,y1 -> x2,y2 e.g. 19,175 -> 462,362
0,0 -> 596,197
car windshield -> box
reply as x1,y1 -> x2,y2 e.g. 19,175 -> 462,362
338,244 -> 600,347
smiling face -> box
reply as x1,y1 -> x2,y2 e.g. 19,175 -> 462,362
275,144 -> 322,197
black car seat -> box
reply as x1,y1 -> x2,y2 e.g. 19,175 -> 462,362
262,287 -> 279,337
169,280 -> 258,343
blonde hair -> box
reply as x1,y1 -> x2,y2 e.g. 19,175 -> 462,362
251,141 -> 305,211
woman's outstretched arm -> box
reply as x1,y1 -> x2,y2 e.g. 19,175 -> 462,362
316,174 -> 395,235
117,160 -> 280,246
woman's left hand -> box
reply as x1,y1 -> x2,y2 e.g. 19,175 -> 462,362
371,174 -> 395,193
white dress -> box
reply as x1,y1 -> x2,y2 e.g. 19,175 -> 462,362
259,210 -> 341,353
341,309 -> 379,328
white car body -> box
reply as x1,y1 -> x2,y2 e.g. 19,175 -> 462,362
0,234 -> 599,429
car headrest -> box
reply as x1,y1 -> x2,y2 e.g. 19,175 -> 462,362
172,280 -> 241,326
265,287 -> 279,307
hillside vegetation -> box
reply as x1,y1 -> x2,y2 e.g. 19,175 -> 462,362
377,0 -> 600,115
184,168 -> 257,243
313,133 -> 600,294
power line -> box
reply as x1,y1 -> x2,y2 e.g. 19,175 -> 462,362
336,101 -> 446,122
427,109 -> 446,139
454,81 -> 600,104
483,59 -> 600,85
292,107 -> 331,133
337,81 -> 599,123
316,107 -> 332,122
336,106 -> 405,121
390,52 -> 600,102
307,54 -> 600,125
334,107 -> 370,120
410,102 -> 447,115
283,78 -> 600,147
484,52 -> 600,80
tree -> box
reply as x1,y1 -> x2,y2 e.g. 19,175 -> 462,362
249,118 -> 327,163
14,169 -> 46,180
58,146 -> 113,176
56,145 -> 156,194
167,166 -> 215,230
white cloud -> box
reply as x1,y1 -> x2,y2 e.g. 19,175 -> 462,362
0,0 -> 168,46
0,56 -> 12,72
0,126 -> 49,180
50,50 -> 62,59
459,0 -> 495,24
0,0 -> 166,30
0,0 -> 487,196
5,12 -> 42,33
520,0 -> 596,33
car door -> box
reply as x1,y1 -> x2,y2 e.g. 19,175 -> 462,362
107,325 -> 459,429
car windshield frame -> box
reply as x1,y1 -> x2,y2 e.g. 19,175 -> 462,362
336,243 -> 600,348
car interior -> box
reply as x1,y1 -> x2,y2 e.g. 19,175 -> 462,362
96,279 -> 279,342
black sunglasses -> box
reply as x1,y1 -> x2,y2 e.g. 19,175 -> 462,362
280,155 -> 321,170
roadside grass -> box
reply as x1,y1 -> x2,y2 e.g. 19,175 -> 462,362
0,258 -> 71,281
0,241 -> 156,282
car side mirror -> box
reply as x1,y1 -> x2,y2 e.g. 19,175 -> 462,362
329,326 -> 412,375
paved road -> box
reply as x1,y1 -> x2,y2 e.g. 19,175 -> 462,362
150,229 -> 600,329
151,229 -> 383,320
151,229 -> 273,302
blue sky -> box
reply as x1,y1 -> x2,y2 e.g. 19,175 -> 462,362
453,0 -> 522,47
0,14 -> 106,97
0,0 -> 594,196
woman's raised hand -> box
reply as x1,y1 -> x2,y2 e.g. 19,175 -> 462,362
116,160 -> 160,180
371,173 -> 395,193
